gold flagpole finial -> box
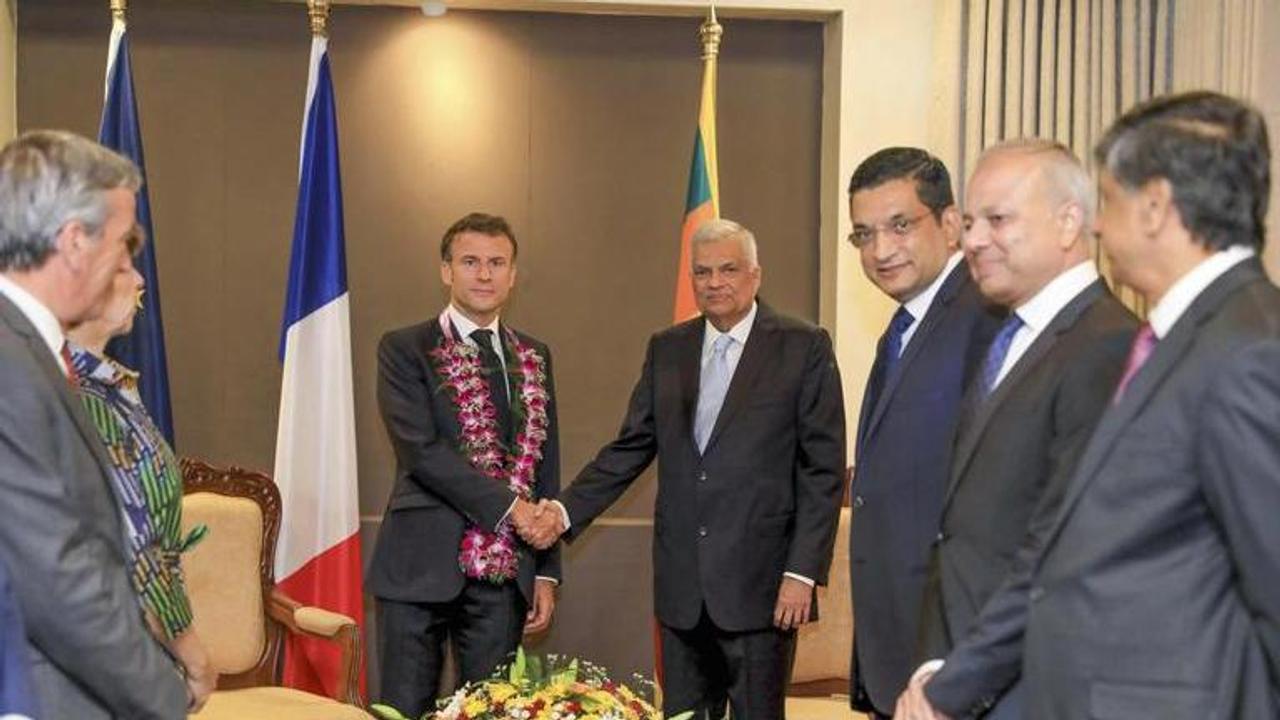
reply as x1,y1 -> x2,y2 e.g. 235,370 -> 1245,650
110,0 -> 127,22
307,0 -> 330,37
699,4 -> 723,61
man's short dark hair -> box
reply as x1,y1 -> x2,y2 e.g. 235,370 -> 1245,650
848,147 -> 955,220
1095,91 -> 1270,251
440,212 -> 518,261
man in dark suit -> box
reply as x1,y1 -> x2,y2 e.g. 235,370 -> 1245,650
844,147 -> 1001,719
905,140 -> 1136,719
367,213 -> 561,717
530,218 -> 845,719
898,93 -> 1280,720
0,130 -> 188,718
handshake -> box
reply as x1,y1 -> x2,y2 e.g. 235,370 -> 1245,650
509,498 -> 566,550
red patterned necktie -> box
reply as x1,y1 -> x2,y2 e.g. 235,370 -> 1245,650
59,342 -> 79,388
1112,323 -> 1156,403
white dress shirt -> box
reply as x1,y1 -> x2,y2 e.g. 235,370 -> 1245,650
0,274 -> 67,375
899,252 -> 964,355
700,301 -> 757,372
990,262 -> 1099,390
1148,245 -> 1255,338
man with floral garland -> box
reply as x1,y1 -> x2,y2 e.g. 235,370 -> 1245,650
368,212 -> 561,718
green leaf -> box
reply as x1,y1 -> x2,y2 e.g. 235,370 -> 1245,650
526,653 -> 544,684
549,658 -> 579,686
666,712 -> 696,720
509,646 -> 527,684
368,703 -> 411,720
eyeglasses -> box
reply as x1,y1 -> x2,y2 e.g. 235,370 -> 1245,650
847,211 -> 931,248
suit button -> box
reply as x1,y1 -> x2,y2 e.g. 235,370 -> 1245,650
699,471 -> 707,482
698,526 -> 708,538
935,532 -> 947,543
852,495 -> 865,509
1029,586 -> 1045,602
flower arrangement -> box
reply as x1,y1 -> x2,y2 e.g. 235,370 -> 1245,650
430,317 -> 551,583
370,649 -> 693,720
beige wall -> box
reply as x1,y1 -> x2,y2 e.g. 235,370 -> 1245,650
1,0 -> 14,143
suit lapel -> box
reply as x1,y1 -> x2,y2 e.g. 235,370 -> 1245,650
678,320 -> 704,439
701,303 -> 773,455
943,281 -> 1106,507
1040,262 -> 1264,559
0,295 -> 118,489
863,263 -> 969,445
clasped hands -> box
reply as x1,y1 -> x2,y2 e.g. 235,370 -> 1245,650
509,498 -> 565,549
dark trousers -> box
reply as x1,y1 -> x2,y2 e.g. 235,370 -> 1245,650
376,582 -> 526,718
660,609 -> 796,720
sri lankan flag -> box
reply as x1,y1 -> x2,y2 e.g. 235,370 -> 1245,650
673,13 -> 722,322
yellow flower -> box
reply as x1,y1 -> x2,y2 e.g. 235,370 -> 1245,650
464,697 -> 487,716
489,683 -> 518,703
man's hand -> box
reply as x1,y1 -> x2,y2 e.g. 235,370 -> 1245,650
523,578 -> 556,635
170,629 -> 217,713
510,499 -> 565,550
772,576 -> 813,631
893,666 -> 952,720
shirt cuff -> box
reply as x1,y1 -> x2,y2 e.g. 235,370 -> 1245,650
498,497 -> 519,529
535,576 -> 560,586
913,658 -> 946,685
550,500 -> 572,531
783,572 -> 815,587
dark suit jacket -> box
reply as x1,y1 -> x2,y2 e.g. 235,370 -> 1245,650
560,302 -> 846,632
1013,259 -> 1280,719
919,279 -> 1136,683
367,316 -> 561,605
848,262 -> 1001,712
0,294 -> 187,719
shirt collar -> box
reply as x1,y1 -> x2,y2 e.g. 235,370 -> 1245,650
704,300 -> 758,352
902,252 -> 964,322
1013,261 -> 1099,332
1147,245 -> 1256,338
0,274 -> 65,364
446,304 -> 501,343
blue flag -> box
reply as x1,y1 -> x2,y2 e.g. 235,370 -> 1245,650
99,25 -> 175,445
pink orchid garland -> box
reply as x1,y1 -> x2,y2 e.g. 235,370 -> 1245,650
431,323 -> 550,583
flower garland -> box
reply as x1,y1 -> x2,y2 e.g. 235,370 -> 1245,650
431,315 -> 551,583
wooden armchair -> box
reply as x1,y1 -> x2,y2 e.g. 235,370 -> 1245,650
179,458 -> 371,719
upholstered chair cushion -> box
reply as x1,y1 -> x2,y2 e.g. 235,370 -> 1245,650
792,507 -> 853,684
181,492 -> 267,674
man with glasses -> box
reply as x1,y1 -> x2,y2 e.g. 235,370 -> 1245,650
846,147 -> 1001,719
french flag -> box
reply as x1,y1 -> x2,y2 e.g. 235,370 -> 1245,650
274,32 -> 365,699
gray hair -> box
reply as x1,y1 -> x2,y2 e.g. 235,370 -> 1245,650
0,130 -> 141,272
979,138 -> 1095,230
691,218 -> 759,268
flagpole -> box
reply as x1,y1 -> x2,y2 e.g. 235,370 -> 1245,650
308,0 -> 329,37
110,0 -> 125,21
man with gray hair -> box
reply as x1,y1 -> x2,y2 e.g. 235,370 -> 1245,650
906,90 -> 1280,720
900,139 -> 1136,718
529,218 -> 846,718
0,130 -> 188,718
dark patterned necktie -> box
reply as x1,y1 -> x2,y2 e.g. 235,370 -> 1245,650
470,329 -> 512,441
980,314 -> 1024,397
